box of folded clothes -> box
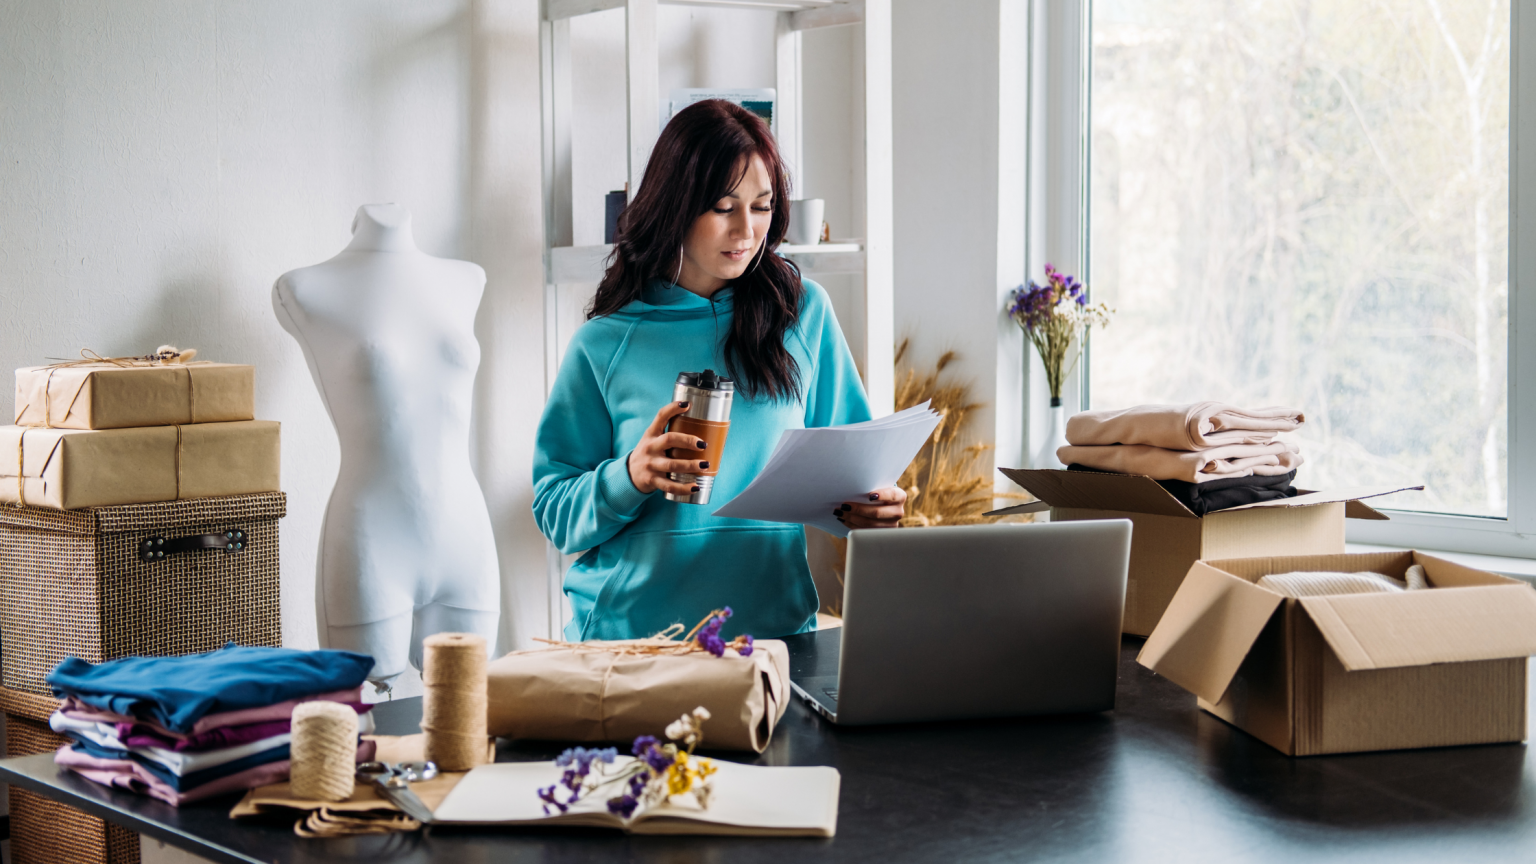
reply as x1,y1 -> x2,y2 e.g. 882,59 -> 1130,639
996,466 -> 1415,635
0,492 -> 284,697
993,402 -> 1419,635
15,360 -> 255,430
1137,550 -> 1536,755
0,420 -> 279,509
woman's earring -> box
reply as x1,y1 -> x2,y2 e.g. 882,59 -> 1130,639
672,245 -> 684,287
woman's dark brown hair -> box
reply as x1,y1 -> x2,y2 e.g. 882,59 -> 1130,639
588,99 -> 803,402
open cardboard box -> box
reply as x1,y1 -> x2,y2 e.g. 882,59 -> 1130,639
993,467 -> 1419,635
1138,550 -> 1536,756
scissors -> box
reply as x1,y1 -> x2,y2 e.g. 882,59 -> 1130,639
356,760 -> 439,824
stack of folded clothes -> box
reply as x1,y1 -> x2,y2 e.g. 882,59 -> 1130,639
1060,402 -> 1307,515
46,643 -> 376,806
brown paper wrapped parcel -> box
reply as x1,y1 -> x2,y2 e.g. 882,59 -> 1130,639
0,421 -> 280,510
14,363 -> 254,429
486,639 -> 791,753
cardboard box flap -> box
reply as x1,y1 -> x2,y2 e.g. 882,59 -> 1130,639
998,467 -> 1196,519
1137,561 -> 1285,703
982,499 -> 1050,517
1299,585 -> 1536,671
1218,485 -> 1423,517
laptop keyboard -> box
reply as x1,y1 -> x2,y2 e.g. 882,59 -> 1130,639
823,687 -> 838,703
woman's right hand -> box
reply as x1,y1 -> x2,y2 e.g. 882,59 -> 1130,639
627,401 -> 710,495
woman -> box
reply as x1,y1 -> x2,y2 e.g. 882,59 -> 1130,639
532,99 -> 905,642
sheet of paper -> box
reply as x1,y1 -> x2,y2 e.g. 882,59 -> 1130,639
712,403 -> 941,537
435,760 -> 617,824
635,760 -> 840,833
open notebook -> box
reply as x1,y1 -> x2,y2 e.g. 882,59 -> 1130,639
433,757 -> 840,836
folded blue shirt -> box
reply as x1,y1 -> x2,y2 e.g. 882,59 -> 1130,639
48,643 -> 373,734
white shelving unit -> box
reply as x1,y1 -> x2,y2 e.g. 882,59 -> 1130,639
536,0 -> 892,637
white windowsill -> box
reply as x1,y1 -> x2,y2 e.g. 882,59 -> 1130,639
1346,542 -> 1536,586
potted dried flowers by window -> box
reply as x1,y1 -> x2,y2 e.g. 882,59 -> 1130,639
1006,265 -> 1112,469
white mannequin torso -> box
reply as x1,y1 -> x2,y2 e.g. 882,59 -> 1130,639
273,204 -> 499,687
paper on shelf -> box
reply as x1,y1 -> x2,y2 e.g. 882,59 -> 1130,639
712,402 -> 941,537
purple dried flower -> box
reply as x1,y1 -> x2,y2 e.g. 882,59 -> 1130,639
631,735 -> 658,756
701,632 -> 726,657
607,794 -> 639,818
738,634 -> 754,657
538,784 -> 568,815
642,743 -> 675,773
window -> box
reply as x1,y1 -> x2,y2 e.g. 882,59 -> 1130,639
1087,0 -> 1511,521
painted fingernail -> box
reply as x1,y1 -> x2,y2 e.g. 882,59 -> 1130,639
696,440 -> 707,449
677,401 -> 688,407
832,510 -> 841,517
692,485 -> 701,492
840,503 -> 852,512
699,461 -> 710,469
869,492 -> 880,501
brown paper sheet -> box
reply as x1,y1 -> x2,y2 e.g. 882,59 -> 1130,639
485,640 -> 791,753
229,734 -> 492,819
14,363 -> 254,430
0,421 -> 280,510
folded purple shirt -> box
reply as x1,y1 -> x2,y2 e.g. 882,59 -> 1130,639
60,686 -> 365,739
115,705 -> 370,752
54,739 -> 377,807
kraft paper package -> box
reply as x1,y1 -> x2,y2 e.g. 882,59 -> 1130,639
15,362 -> 254,430
485,639 -> 791,753
0,421 -> 280,509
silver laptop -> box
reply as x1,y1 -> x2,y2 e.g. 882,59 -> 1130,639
791,520 -> 1131,725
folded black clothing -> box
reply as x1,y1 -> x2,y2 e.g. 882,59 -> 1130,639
1066,464 -> 1299,516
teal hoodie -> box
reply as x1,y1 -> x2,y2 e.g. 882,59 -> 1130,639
532,277 -> 871,641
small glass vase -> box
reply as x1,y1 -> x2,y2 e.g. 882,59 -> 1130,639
1033,397 -> 1069,470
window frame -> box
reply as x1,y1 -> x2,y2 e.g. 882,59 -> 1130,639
1038,0 -> 1536,558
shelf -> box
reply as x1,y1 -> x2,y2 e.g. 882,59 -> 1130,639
546,0 -> 862,27
549,242 -> 865,283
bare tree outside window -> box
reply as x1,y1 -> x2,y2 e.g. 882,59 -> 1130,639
1089,0 -> 1510,517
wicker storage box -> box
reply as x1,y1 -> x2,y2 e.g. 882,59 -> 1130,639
0,492 -> 283,863
2,687 -> 139,864
0,492 -> 284,698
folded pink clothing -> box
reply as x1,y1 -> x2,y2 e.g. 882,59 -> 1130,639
60,686 -> 364,739
1057,442 -> 1304,483
1066,402 -> 1305,450
54,739 -> 377,807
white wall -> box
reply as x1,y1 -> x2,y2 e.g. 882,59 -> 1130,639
891,0 -> 1029,479
0,0 -> 548,683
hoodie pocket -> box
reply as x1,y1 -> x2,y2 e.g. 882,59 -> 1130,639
583,526 -> 815,641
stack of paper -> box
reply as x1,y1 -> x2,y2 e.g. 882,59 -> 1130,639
713,402 -> 942,537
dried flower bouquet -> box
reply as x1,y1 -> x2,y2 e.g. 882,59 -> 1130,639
1006,264 -> 1112,404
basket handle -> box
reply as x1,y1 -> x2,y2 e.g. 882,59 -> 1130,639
139,529 -> 247,562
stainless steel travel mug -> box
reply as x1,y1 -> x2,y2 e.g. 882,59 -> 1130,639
665,370 -> 734,504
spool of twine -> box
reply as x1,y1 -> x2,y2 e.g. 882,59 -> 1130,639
422,632 -> 489,771
290,701 -> 359,801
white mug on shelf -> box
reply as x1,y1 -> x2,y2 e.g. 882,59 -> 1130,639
786,199 -> 825,246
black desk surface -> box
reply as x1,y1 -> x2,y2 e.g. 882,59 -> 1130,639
4,632 -> 1535,863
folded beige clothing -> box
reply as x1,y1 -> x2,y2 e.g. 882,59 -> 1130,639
1256,567 -> 1427,597
1066,402 -> 1305,450
1057,441 -> 1303,483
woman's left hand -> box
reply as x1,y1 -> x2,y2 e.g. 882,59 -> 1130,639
835,487 -> 907,530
